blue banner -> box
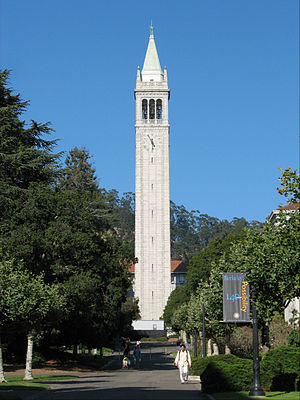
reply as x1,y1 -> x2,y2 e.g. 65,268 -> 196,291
223,273 -> 250,322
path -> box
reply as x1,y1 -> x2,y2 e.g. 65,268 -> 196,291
4,343 -> 206,400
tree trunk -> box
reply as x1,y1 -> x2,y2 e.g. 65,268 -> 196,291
212,342 -> 219,355
225,331 -> 231,354
24,332 -> 34,380
261,323 -> 270,357
0,334 -> 7,382
207,339 -> 212,357
73,344 -> 78,355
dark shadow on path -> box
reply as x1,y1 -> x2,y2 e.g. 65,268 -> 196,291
38,386 -> 202,400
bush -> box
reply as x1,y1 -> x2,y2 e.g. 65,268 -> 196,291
191,354 -> 252,393
32,351 -> 46,366
261,345 -> 300,391
288,328 -> 300,347
229,326 -> 253,359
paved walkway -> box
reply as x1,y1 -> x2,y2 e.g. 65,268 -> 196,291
4,344 -> 206,400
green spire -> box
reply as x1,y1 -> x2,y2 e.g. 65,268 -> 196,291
142,25 -> 162,73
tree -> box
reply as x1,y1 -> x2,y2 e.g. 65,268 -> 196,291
277,167 -> 300,204
163,286 -> 188,326
0,69 -> 60,276
0,258 -> 64,381
185,233 -> 245,296
49,148 -> 135,348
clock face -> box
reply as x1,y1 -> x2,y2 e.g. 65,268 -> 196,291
141,134 -> 163,151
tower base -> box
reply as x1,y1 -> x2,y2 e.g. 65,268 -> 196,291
131,320 -> 166,338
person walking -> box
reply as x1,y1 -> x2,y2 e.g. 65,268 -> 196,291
133,344 -> 141,369
122,342 -> 130,368
174,343 -> 192,383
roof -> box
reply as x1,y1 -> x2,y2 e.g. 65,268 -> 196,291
142,26 -> 162,73
171,260 -> 187,273
278,203 -> 300,211
127,260 -> 187,274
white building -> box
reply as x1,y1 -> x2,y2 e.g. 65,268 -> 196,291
133,26 -> 171,322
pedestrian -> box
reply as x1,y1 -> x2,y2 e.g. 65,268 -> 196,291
174,343 -> 192,383
133,344 -> 141,369
122,342 -> 130,368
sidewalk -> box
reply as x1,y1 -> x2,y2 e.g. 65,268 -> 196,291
2,344 -> 208,400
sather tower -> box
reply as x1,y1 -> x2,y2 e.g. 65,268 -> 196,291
134,26 -> 171,321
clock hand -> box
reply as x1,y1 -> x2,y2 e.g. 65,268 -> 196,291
147,135 -> 155,149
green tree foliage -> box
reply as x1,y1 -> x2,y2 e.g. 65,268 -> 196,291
50,148 -> 135,348
162,286 -> 188,326
170,201 -> 262,261
0,258 -> 64,381
0,71 -> 136,358
0,69 -> 59,212
277,167 -> 300,204
185,233 -> 245,295
0,69 -> 60,275
105,190 -> 135,247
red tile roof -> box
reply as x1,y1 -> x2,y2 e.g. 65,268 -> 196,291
127,260 -> 187,273
278,203 -> 300,211
171,260 -> 187,273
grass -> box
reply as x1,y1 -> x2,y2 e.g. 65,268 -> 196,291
212,392 -> 299,400
0,375 -> 75,391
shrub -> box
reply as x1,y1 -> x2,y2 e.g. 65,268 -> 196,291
191,354 -> 252,393
261,345 -> 300,391
229,326 -> 253,359
32,351 -> 46,366
288,328 -> 300,347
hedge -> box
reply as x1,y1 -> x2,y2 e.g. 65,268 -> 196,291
191,346 -> 300,393
191,354 -> 252,393
261,345 -> 300,391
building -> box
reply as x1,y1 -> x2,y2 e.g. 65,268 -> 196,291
269,203 -> 300,225
171,260 -> 187,291
134,26 -> 171,322
128,261 -> 187,294
129,260 -> 187,335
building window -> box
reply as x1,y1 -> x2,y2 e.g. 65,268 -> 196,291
152,264 -> 154,271
156,99 -> 162,119
152,236 -> 154,243
151,183 -> 153,190
151,157 -> 153,163
142,99 -> 148,119
149,99 -> 155,119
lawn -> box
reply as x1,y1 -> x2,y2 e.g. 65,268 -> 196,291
0,375 -> 75,391
212,392 -> 299,400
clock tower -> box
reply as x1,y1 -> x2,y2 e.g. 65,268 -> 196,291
134,26 -> 171,321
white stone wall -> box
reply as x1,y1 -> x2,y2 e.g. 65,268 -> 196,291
134,78 -> 171,320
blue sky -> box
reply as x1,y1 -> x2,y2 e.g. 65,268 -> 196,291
1,0 -> 299,222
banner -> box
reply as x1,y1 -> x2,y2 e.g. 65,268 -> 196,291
223,273 -> 250,323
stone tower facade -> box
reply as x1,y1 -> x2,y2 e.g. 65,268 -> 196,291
134,27 -> 171,321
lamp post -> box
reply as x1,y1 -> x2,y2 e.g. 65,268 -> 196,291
249,298 -> 265,397
193,329 -> 198,357
202,303 -> 206,358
